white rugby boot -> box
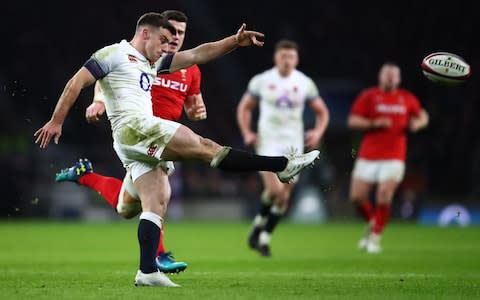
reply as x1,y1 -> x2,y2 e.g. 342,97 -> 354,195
366,233 -> 382,254
134,270 -> 180,287
277,150 -> 320,183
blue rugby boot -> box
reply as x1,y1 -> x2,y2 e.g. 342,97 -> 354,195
155,252 -> 188,274
55,158 -> 93,183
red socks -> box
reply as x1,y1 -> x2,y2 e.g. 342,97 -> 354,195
372,204 -> 391,234
356,201 -> 373,222
79,173 -> 123,209
80,172 -> 168,257
156,228 -> 165,256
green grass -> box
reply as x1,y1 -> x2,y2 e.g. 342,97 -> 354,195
0,221 -> 479,299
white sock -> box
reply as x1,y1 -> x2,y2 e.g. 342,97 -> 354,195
259,231 -> 271,246
253,215 -> 268,227
139,211 -> 163,229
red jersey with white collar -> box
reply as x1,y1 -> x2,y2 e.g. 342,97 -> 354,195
351,87 -> 421,161
151,65 -> 201,121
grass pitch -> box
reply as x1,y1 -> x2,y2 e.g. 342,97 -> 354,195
0,221 -> 479,299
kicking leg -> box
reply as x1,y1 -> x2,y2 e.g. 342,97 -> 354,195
161,125 -> 319,182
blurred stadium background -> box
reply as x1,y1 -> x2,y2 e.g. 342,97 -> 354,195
1,0 -> 479,226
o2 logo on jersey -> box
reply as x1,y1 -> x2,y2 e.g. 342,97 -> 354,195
139,72 -> 151,92
275,95 -> 294,109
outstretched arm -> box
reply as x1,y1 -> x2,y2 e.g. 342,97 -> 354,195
167,24 -> 264,72
34,67 -> 96,148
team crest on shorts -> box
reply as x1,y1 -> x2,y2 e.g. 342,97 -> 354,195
147,144 -> 159,157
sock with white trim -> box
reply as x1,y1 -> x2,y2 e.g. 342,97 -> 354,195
138,212 -> 163,274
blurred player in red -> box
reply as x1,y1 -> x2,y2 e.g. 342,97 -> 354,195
56,10 -> 204,273
348,62 -> 429,253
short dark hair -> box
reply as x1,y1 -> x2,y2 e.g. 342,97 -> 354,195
274,40 -> 299,53
161,10 -> 188,23
382,61 -> 400,69
136,12 -> 176,35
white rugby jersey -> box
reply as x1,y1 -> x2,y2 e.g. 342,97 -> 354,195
84,40 -> 173,132
247,67 -> 319,139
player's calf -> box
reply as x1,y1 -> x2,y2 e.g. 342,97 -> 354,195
116,171 -> 142,218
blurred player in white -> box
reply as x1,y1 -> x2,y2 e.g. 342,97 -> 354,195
35,13 -> 320,287
348,62 -> 429,253
237,40 -> 329,256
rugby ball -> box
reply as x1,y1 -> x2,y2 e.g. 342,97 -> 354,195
421,52 -> 470,86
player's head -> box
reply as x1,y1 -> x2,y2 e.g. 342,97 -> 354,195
378,62 -> 401,92
273,40 -> 299,76
161,10 -> 188,53
135,12 -> 176,61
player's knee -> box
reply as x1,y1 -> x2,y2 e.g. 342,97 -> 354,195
119,209 -> 138,219
350,193 -> 368,204
377,188 -> 394,204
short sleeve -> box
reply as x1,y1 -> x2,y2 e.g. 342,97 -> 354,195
83,45 -> 118,80
187,65 -> 201,96
305,77 -> 320,101
350,90 -> 371,117
407,92 -> 421,117
246,74 -> 262,98
156,53 -> 175,74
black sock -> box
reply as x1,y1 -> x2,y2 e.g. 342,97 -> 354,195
138,219 -> 160,274
259,201 -> 272,218
264,211 -> 283,234
214,148 -> 287,172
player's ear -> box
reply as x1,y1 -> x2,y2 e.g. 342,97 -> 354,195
141,27 -> 149,40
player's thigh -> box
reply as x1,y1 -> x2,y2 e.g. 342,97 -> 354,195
350,159 -> 377,201
134,167 -> 171,214
161,124 -> 222,161
375,160 -> 404,204
376,180 -> 399,204
350,177 -> 374,202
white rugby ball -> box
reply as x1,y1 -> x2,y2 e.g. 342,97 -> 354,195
421,52 -> 470,86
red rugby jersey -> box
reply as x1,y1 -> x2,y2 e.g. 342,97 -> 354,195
151,65 -> 201,121
350,87 -> 421,161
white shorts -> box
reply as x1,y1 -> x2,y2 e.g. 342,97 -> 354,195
352,159 -> 405,183
256,136 -> 303,184
256,136 -> 303,157
113,115 -> 180,182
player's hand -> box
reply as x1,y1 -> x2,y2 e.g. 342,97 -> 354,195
34,120 -> 62,149
235,23 -> 264,47
304,129 -> 322,150
186,95 -> 207,121
85,101 -> 106,123
408,118 -> 423,133
243,131 -> 257,146
372,117 -> 392,129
